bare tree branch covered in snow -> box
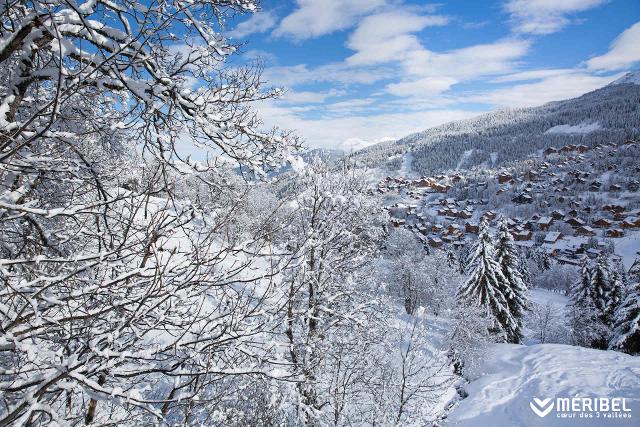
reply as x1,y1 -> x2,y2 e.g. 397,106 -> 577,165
0,0 -> 300,424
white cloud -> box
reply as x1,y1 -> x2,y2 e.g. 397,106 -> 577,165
279,88 -> 344,104
273,0 -> 386,40
586,22 -> 640,70
490,68 -> 575,83
346,11 -> 449,65
386,76 -> 457,97
256,99 -> 479,149
262,63 -> 393,87
466,72 -> 621,107
229,12 -> 277,39
505,0 -> 607,35
403,39 -> 531,79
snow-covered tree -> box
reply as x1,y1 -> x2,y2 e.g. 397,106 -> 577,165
494,218 -> 529,343
609,279 -> 640,354
590,254 -> 616,323
277,160 -> 385,423
568,260 -> 610,348
527,302 -> 569,344
378,229 -> 460,316
457,219 -> 515,343
0,1 -> 301,424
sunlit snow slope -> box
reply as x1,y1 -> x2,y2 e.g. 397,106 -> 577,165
448,343 -> 640,426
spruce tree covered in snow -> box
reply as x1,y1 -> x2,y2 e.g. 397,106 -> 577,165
494,218 -> 529,343
591,254 -> 615,323
457,219 -> 515,342
629,258 -> 640,282
568,260 -> 610,348
609,278 -> 640,354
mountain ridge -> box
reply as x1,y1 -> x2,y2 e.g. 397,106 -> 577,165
353,72 -> 640,176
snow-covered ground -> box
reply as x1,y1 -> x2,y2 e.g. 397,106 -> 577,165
612,231 -> 640,270
545,122 -> 601,134
447,343 -> 640,426
399,150 -> 415,178
529,287 -> 569,309
456,149 -> 474,170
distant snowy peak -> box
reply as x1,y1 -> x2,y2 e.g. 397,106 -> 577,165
609,71 -> 640,86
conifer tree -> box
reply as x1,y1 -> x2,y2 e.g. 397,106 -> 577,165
494,218 -> 529,343
568,259 -> 611,349
457,219 -> 514,342
590,253 -> 614,321
609,279 -> 640,354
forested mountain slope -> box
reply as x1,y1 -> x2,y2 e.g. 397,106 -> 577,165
354,72 -> 640,175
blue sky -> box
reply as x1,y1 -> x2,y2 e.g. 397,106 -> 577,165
225,0 -> 640,151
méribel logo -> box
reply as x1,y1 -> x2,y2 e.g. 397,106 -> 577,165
530,398 -> 554,417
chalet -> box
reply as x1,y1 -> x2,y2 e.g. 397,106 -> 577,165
432,224 -> 444,233
609,184 -> 622,192
465,222 -> 479,233
526,171 -> 540,181
603,204 -> 625,214
483,211 -> 497,221
415,224 -> 429,236
428,237 -> 443,248
551,210 -> 565,220
589,181 -> 602,191
606,228 -> 624,238
567,209 -> 579,217
390,219 -> 406,227
576,144 -> 589,153
457,210 -> 473,219
628,181 -> 639,192
498,173 -> 513,184
446,224 -> 463,235
515,241 -> 536,249
414,178 -> 435,188
621,217 -> 640,229
576,225 -> 596,237
537,217 -> 554,231
544,232 -> 563,244
513,230 -> 533,241
544,147 -> 559,156
566,217 -> 585,228
432,184 -> 450,193
512,193 -> 533,204
592,218 -> 612,228
560,145 -> 575,153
